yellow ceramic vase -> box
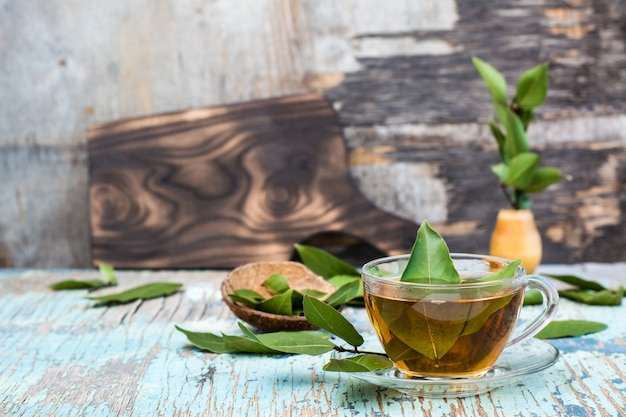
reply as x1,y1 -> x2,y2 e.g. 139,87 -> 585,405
489,209 -> 542,274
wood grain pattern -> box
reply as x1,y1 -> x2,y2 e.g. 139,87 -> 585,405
344,121 -> 626,265
0,266 -> 624,416
88,94 -> 417,269
2,0 -> 626,269
326,0 -> 626,126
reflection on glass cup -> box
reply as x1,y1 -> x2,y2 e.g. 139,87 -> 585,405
362,254 -> 559,378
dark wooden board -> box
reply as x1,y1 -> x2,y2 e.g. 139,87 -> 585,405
88,94 -> 417,269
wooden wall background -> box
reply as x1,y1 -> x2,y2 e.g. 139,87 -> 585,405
1,0 -> 625,268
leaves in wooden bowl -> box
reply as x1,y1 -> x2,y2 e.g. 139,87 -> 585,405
221,261 -> 339,332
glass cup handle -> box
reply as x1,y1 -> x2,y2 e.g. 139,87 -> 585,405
506,274 -> 559,348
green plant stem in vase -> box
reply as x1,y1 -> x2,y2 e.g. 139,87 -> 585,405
472,57 -> 571,273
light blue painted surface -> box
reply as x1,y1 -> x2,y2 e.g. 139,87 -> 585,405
0,265 -> 624,416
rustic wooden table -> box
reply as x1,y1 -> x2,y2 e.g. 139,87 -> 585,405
0,264 -> 624,416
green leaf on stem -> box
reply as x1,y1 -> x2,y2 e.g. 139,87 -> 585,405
534,320 -> 608,339
254,331 -> 335,355
303,295 -> 364,347
504,152 -> 541,189
524,167 -> 571,193
401,220 -> 460,284
176,324 -> 334,355
472,57 -> 508,107
222,334 -> 279,354
502,109 -> 530,160
88,282 -> 183,305
489,119 -> 507,162
515,62 -> 549,110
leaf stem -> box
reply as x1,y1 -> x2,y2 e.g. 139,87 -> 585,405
499,182 -> 515,209
333,345 -> 389,357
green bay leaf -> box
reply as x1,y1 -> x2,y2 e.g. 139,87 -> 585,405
559,288 -> 623,306
264,274 -> 290,294
472,57 -> 508,106
515,62 -> 549,110
175,325 -> 236,353
88,282 -> 182,305
49,279 -> 108,291
325,279 -> 363,308
524,167 -> 570,193
323,354 -> 393,372
544,274 -> 606,291
523,289 -> 543,305
98,263 -> 118,285
534,320 -> 608,339
504,152 -> 541,189
222,334 -> 278,354
303,295 -> 364,347
229,288 -> 265,307
502,108 -> 530,160
383,298 -> 467,361
459,294 -> 515,336
294,244 -> 359,279
478,258 -> 522,282
401,220 -> 460,284
255,330 -> 335,355
256,289 -> 295,316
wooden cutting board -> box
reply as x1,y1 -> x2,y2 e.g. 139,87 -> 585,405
88,94 -> 418,269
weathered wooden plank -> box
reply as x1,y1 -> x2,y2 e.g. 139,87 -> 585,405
0,147 -> 90,268
326,0 -> 626,125
0,266 -> 624,416
88,95 -> 417,269
345,117 -> 626,264
1,0 -> 626,268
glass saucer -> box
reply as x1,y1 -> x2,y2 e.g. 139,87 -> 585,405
331,335 -> 559,399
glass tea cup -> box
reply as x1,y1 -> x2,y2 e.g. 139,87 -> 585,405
361,253 -> 559,378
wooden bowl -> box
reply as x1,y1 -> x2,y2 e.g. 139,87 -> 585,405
221,261 -> 336,332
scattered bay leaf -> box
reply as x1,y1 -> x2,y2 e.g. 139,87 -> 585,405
88,282 -> 182,305
222,334 -> 278,354
544,274 -> 607,291
323,354 -> 393,372
174,325 -> 237,354
49,263 -> 117,291
49,279 -> 109,291
534,320 -> 608,339
559,288 -> 623,306
255,330 -> 335,355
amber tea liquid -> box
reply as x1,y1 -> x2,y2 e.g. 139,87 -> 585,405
364,280 -> 525,378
